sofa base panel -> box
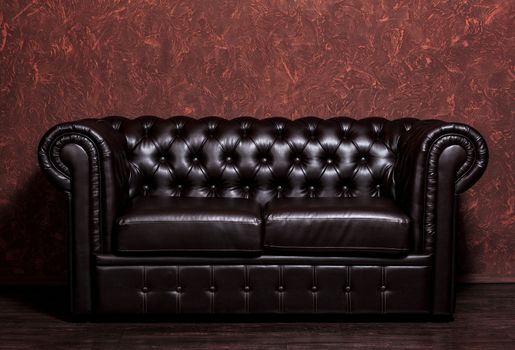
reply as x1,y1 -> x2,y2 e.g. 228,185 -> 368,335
95,264 -> 432,314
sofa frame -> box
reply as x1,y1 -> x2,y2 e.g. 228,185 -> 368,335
38,116 -> 488,317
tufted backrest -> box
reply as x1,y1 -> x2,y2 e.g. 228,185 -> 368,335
105,116 -> 417,206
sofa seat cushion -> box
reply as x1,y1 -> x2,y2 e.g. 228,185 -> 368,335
115,196 -> 263,254
264,197 -> 410,254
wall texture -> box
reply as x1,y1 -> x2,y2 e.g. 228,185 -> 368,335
0,0 -> 513,283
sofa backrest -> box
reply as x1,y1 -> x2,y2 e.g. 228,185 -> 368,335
106,116 -> 417,205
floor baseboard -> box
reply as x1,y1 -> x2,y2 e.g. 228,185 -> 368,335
457,274 -> 515,283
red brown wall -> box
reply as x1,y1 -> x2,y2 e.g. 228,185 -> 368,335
0,0 -> 513,283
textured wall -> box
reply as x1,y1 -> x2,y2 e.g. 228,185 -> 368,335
0,0 -> 513,283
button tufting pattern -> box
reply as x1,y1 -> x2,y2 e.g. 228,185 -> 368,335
96,265 -> 432,314
105,116 -> 416,203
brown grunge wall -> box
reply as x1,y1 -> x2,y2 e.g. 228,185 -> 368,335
0,1 -> 513,283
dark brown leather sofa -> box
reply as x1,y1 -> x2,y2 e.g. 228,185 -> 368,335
38,116 -> 488,317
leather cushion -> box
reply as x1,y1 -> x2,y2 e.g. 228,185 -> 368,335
264,197 -> 410,254
115,197 -> 263,253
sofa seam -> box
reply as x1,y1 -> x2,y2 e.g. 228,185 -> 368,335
263,245 -> 408,251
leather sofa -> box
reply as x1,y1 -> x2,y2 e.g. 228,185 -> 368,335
38,116 -> 488,316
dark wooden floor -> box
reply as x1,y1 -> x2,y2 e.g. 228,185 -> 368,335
0,284 -> 514,349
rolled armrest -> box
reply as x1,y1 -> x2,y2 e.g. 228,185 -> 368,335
38,119 -> 130,253
394,120 -> 488,253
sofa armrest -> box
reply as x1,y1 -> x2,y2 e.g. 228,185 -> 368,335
394,120 -> 488,254
38,119 -> 130,254
394,120 -> 488,315
39,118 -> 130,314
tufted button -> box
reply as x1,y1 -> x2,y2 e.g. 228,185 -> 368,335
343,185 -> 348,190
141,286 -> 149,293
380,285 -> 387,291
209,286 -> 216,292
309,185 -> 315,191
192,157 -> 199,163
277,286 -> 284,292
345,286 -> 351,292
327,158 -> 333,164
376,184 -> 381,189
311,286 -> 318,292
226,156 -> 232,163
176,286 -> 183,293
210,184 -> 216,190
244,286 -> 250,292
177,184 -> 182,189
143,185 -> 149,191
159,156 -> 166,162
361,156 -> 366,162
294,157 -> 301,163
261,157 -> 268,163
243,185 -> 250,191
277,185 -> 283,191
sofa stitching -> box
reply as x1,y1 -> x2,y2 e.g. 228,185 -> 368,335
265,216 -> 409,224
264,245 -> 408,251
118,219 -> 262,225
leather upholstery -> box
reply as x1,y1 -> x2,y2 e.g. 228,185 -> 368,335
116,196 -> 262,253
38,120 -> 130,314
38,116 -> 488,316
394,121 -> 488,253
38,119 -> 130,253
104,116 -> 417,205
95,265 -> 431,314
95,253 -> 432,266
264,197 -> 410,254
